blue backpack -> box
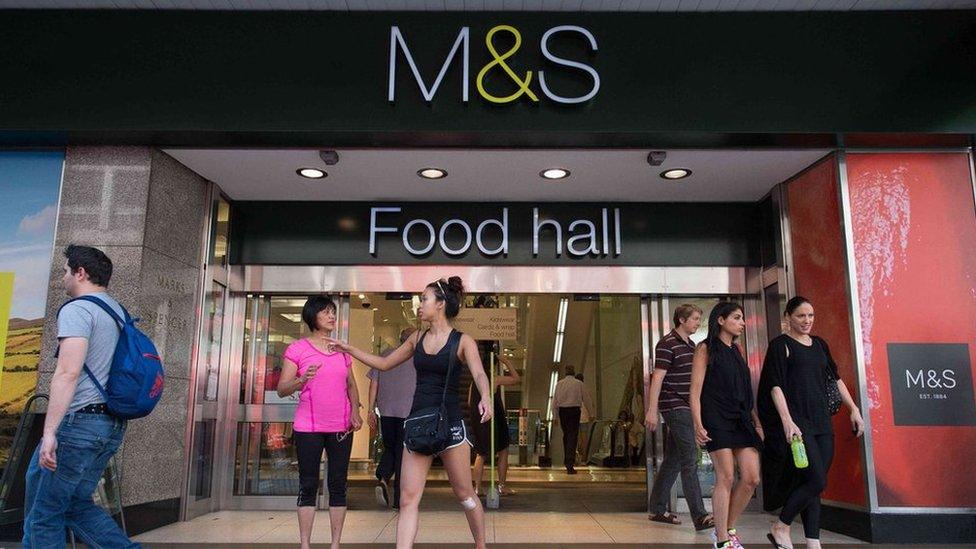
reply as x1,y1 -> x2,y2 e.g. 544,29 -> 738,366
58,295 -> 165,419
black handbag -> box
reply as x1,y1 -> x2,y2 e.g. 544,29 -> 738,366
814,338 -> 843,416
403,331 -> 460,456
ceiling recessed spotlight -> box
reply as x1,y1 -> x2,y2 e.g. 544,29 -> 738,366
297,168 -> 327,179
418,168 -> 447,179
540,168 -> 570,180
358,294 -> 365,299
660,168 -> 692,180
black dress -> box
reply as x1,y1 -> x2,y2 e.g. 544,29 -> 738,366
757,334 -> 839,510
409,329 -> 471,452
700,341 -> 762,452
470,387 -> 511,457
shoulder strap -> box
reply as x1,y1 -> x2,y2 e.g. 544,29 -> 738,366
58,295 -> 124,403
71,295 -> 128,329
439,330 -> 461,407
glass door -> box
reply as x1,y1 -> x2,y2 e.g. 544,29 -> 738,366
222,294 -> 351,510
184,194 -> 231,519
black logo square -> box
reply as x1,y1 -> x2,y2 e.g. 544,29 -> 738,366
887,343 -> 976,426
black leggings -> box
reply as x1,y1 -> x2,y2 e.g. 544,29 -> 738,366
294,431 -> 353,507
779,433 -> 834,539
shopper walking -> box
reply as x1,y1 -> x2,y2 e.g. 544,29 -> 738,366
647,303 -> 714,531
690,301 -> 764,549
328,277 -> 493,549
552,365 -> 594,474
758,297 -> 864,549
23,245 -> 140,548
277,295 -> 363,549
469,343 -> 519,497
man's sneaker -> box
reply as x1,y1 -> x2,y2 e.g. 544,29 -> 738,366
375,478 -> 390,507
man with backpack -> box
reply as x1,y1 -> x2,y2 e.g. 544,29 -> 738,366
23,245 -> 144,548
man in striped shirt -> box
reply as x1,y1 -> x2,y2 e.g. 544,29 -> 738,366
646,303 -> 714,531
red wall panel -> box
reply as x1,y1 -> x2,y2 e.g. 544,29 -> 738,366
787,157 -> 867,507
847,152 -> 976,507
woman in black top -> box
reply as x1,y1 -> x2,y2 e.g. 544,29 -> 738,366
469,342 -> 519,496
759,297 -> 864,549
690,302 -> 764,549
329,277 -> 493,549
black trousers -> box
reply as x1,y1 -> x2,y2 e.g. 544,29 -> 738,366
294,431 -> 353,507
375,416 -> 406,507
779,433 -> 835,539
559,406 -> 582,469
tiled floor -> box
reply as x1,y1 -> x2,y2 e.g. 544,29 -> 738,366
132,509 -> 863,546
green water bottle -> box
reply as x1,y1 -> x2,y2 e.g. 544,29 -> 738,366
791,434 -> 809,469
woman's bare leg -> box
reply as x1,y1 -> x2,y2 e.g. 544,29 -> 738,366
395,450 -> 434,549
441,443 -> 487,549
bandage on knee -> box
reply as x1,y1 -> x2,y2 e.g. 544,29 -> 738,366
460,496 -> 478,510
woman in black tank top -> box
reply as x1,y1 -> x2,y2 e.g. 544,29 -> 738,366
329,276 -> 493,549
690,302 -> 764,549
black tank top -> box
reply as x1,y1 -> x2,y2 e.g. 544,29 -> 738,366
410,329 -> 464,421
700,341 -> 754,432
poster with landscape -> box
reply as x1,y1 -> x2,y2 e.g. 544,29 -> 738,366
0,151 -> 63,469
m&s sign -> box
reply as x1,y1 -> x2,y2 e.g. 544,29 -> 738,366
388,25 -> 600,105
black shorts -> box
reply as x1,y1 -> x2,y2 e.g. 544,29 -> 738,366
405,418 -> 472,456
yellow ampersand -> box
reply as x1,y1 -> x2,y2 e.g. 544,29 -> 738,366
476,25 -> 540,104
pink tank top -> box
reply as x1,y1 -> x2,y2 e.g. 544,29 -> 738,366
283,338 -> 353,433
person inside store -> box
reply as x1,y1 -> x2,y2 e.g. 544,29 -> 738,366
552,365 -> 594,474
469,341 -> 520,497
277,295 -> 363,549
758,297 -> 865,549
328,276 -> 493,549
368,327 -> 418,510
690,301 -> 764,549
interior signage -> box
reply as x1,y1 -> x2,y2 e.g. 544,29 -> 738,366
887,343 -> 976,426
388,24 -> 599,105
452,308 -> 518,340
369,206 -> 622,258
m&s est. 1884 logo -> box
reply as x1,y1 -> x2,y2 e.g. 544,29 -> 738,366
388,25 -> 599,105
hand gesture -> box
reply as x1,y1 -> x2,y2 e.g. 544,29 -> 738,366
645,408 -> 659,432
479,399 -> 493,423
694,423 -> 711,446
783,420 -> 802,442
325,338 -> 351,353
300,363 -> 319,383
850,409 -> 865,438
39,433 -> 58,471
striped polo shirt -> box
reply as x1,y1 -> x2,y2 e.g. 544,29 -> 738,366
655,329 -> 696,412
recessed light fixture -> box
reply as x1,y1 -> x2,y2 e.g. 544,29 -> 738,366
297,168 -> 327,179
358,294 -> 365,299
660,168 -> 692,180
418,168 -> 447,179
540,168 -> 570,180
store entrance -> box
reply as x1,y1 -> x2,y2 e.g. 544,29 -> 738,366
188,266 -> 763,517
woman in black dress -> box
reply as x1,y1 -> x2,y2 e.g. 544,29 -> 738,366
469,342 -> 519,497
690,301 -> 764,549
329,277 -> 493,549
759,297 -> 864,549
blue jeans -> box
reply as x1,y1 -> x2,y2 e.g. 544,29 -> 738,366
22,412 -> 139,548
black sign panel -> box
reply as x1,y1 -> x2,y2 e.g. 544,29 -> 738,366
230,201 -> 760,266
887,343 -> 976,426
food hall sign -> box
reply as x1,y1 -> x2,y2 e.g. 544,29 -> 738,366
369,206 -> 622,258
388,25 -> 600,105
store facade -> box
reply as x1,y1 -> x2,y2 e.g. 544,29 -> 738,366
0,7 -> 974,543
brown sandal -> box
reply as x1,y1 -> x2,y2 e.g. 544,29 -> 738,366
694,514 -> 715,531
649,512 -> 682,525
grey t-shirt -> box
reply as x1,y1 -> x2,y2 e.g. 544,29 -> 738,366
57,292 -> 125,413
367,354 -> 416,419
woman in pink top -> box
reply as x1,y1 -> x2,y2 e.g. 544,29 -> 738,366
277,295 -> 363,549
